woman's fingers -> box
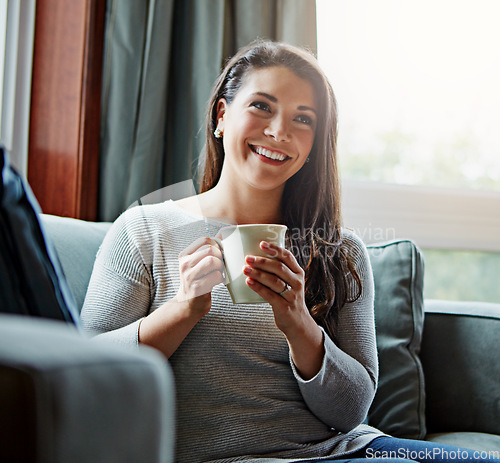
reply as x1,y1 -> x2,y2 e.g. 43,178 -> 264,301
260,241 -> 304,274
179,238 -> 223,274
179,237 -> 222,261
243,241 -> 304,293
243,261 -> 290,295
177,237 -> 225,300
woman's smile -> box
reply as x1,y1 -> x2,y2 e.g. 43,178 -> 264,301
250,144 -> 291,164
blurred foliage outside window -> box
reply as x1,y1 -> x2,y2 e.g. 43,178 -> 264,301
423,249 -> 500,303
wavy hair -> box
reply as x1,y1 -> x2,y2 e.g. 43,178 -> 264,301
200,40 -> 361,333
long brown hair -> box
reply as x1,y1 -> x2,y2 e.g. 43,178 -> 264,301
200,40 -> 361,333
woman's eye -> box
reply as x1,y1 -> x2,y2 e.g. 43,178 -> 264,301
251,101 -> 271,112
295,114 -> 313,126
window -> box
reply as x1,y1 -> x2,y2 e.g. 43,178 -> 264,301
317,0 -> 500,303
317,0 -> 500,191
0,0 -> 9,141
424,249 -> 500,303
0,0 -> 35,173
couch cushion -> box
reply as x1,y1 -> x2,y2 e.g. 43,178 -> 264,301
366,239 -> 426,439
41,215 -> 111,312
1,150 -> 80,325
426,432 -> 500,453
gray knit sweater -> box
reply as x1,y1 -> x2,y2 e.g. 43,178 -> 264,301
81,201 -> 385,462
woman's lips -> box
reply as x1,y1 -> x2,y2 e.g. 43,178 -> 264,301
250,145 -> 290,163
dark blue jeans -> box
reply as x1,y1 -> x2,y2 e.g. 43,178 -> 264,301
303,436 -> 500,462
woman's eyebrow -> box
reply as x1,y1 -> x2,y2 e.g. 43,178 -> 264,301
254,91 -> 278,102
298,105 -> 317,115
253,92 -> 317,114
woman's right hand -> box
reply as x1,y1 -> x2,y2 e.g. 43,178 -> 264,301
175,236 -> 225,317
139,236 -> 224,358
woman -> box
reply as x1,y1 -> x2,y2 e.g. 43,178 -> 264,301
81,41 -> 498,463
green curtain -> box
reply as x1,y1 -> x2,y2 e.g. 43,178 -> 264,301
99,0 -> 317,221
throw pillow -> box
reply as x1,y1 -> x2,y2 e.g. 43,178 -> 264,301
0,148 -> 80,326
366,239 -> 426,439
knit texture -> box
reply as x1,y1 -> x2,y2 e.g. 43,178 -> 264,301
81,201 -> 384,462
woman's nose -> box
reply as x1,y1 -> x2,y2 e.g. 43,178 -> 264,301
264,116 -> 290,142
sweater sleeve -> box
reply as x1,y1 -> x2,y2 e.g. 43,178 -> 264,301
290,230 -> 378,432
80,208 -> 155,346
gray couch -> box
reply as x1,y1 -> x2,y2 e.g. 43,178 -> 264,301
1,213 -> 499,462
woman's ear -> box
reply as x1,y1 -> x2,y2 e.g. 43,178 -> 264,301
215,98 -> 227,133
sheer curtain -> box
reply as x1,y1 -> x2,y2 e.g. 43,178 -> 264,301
99,0 -> 316,221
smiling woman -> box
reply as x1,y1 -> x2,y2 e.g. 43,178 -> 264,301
80,40 -> 500,462
81,40 -> 382,462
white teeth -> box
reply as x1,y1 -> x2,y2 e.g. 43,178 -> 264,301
254,146 -> 287,161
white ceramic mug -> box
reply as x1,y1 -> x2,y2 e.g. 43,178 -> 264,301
216,224 -> 287,304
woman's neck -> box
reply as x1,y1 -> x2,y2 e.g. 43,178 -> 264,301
197,183 -> 285,225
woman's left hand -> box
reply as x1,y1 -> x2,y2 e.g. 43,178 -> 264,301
243,241 -> 307,334
243,241 -> 324,379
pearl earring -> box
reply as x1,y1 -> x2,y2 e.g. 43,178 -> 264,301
214,128 -> 223,138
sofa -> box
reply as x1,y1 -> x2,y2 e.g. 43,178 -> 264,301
1,212 -> 499,462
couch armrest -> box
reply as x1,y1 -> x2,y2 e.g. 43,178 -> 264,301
421,299 -> 500,436
0,315 -> 175,463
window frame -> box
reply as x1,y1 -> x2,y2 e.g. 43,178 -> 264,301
342,179 -> 500,253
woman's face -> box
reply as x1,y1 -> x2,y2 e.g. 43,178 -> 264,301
216,66 -> 317,193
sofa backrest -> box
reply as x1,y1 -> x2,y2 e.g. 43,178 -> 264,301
41,215 -> 111,311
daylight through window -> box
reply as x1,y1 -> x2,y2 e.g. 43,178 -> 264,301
317,0 -> 500,192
